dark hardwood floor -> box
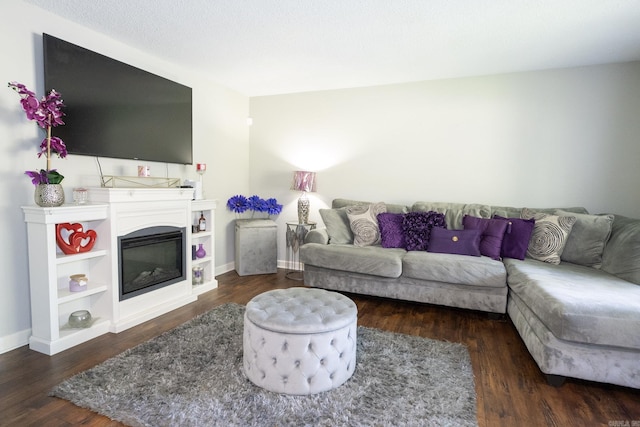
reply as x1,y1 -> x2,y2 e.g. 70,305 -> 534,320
1,269 -> 639,426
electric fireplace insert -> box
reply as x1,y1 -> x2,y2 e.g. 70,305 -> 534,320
118,226 -> 186,301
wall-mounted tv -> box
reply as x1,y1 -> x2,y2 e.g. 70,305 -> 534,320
43,33 -> 193,165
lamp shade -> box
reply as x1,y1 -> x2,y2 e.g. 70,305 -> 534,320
291,171 -> 317,193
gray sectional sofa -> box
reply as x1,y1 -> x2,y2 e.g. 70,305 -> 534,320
299,198 -> 640,389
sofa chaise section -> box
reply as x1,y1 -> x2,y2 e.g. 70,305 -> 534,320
505,214 -> 640,389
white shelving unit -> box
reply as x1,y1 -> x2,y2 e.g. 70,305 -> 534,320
22,194 -> 218,356
22,204 -> 112,355
190,199 -> 218,296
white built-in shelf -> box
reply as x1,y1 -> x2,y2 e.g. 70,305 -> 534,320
190,200 -> 218,294
22,202 -> 111,355
56,249 -> 108,264
57,283 -> 109,304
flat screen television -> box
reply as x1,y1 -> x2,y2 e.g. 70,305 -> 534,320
43,33 -> 193,165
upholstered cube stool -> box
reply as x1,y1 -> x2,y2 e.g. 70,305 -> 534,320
243,287 -> 357,395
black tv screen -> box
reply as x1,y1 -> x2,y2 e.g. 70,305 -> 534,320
43,34 -> 193,165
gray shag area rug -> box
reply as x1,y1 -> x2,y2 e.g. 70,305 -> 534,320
51,303 -> 477,427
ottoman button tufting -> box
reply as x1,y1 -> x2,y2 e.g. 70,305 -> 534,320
243,288 -> 357,395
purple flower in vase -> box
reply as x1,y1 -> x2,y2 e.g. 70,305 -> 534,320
248,195 -> 268,213
9,81 -> 67,185
265,198 -> 283,216
227,195 -> 250,213
227,194 -> 283,218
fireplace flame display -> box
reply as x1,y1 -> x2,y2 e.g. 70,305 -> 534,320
118,227 -> 186,301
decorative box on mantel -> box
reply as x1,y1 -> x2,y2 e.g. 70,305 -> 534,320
235,219 -> 277,276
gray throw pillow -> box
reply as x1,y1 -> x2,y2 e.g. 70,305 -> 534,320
521,208 -> 576,265
346,202 -> 387,247
556,209 -> 613,268
319,208 -> 353,245
601,215 -> 640,285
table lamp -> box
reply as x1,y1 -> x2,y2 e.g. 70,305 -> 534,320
291,171 -> 316,224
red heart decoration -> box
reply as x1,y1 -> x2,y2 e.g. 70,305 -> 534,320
56,223 -> 98,254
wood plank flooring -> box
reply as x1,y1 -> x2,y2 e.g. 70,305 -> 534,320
1,269 -> 639,426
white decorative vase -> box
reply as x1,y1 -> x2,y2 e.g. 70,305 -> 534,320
34,184 -> 65,207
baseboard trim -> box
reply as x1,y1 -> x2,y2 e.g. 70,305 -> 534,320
0,328 -> 31,354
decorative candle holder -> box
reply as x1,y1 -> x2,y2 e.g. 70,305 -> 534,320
192,266 -> 204,285
69,274 -> 88,292
68,310 -> 92,328
72,188 -> 88,204
195,163 -> 206,199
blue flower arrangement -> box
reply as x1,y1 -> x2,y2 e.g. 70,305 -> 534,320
227,194 -> 283,217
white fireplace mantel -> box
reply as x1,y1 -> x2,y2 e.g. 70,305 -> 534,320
90,188 -> 197,333
23,187 -> 217,355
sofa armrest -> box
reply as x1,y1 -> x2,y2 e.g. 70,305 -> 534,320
305,228 -> 330,245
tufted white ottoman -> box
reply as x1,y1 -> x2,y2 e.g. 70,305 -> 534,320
243,287 -> 357,395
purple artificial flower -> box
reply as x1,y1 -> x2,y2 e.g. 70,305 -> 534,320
227,194 -> 283,217
265,198 -> 283,216
40,89 -> 65,127
9,81 -> 67,186
227,195 -> 250,213
8,82 -> 65,129
24,169 -> 64,185
248,195 -> 269,213
25,170 -> 47,186
37,136 -> 67,159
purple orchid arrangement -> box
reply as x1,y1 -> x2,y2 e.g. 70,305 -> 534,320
227,195 -> 283,217
9,81 -> 67,185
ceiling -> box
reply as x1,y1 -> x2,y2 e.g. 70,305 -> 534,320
24,0 -> 640,97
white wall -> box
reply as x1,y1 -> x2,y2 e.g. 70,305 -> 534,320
249,62 -> 640,262
0,2 -> 250,353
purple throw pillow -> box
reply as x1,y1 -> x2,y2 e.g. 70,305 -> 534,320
377,213 -> 406,248
493,215 -> 536,260
402,211 -> 446,251
462,215 -> 509,260
427,228 -> 482,256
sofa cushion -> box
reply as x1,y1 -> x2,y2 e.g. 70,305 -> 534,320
462,215 -> 508,260
403,251 -> 507,288
521,208 -> 577,265
411,202 -> 491,229
304,228 -> 330,245
493,216 -> 535,260
346,202 -> 387,246
332,198 -> 408,214
377,212 -> 406,248
505,258 -> 640,350
402,211 -> 446,251
601,215 -> 640,285
300,243 -> 404,278
491,205 -> 588,219
556,210 -> 614,268
319,208 -> 353,245
427,228 -> 482,257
